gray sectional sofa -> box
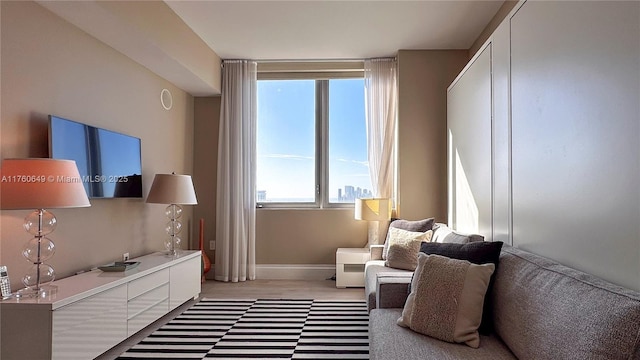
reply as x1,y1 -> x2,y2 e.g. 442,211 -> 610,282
365,222 -> 483,311
367,244 -> 640,359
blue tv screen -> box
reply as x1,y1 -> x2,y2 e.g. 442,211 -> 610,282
49,115 -> 142,198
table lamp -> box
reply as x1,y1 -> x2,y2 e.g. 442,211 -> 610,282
355,198 -> 391,246
0,158 -> 91,298
146,173 -> 198,256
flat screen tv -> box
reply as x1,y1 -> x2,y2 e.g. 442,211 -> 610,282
49,115 -> 142,198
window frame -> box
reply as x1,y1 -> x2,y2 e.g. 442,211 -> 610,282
256,67 -> 367,209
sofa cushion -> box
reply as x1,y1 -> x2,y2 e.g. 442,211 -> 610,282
432,223 -> 484,243
386,228 -> 432,270
493,245 -> 640,360
420,241 -> 503,334
383,218 -> 435,259
364,260 -> 412,311
370,308 -> 516,360
398,254 -> 495,348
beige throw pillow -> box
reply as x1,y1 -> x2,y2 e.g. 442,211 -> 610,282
397,253 -> 495,348
385,228 -> 432,271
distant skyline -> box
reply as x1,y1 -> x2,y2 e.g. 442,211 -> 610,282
256,79 -> 371,203
257,184 -> 372,203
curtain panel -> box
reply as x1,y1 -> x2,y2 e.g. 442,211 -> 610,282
364,58 -> 398,199
215,60 -> 257,282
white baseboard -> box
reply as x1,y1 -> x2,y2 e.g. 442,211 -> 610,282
256,264 -> 336,280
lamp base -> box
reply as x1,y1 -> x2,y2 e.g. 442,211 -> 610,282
165,249 -> 181,257
15,284 -> 58,299
367,220 -> 390,247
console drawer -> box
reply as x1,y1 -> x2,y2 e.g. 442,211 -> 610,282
128,268 -> 169,300
52,284 -> 127,360
128,297 -> 169,336
128,283 -> 169,319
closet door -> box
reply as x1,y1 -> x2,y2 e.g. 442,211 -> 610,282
511,1 -> 640,290
447,44 -> 492,239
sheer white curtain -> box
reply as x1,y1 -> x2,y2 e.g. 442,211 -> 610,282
364,58 -> 397,199
215,60 -> 257,282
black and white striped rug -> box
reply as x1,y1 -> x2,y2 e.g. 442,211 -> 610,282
117,298 -> 369,359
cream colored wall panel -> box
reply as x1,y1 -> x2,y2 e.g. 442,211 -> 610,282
491,20 -> 512,245
511,1 -> 640,290
447,45 -> 493,239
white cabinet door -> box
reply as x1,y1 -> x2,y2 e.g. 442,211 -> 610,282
169,254 -> 201,309
52,284 -> 127,360
447,44 -> 493,238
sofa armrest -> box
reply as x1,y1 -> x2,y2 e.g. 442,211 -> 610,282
376,273 -> 412,309
369,245 -> 385,260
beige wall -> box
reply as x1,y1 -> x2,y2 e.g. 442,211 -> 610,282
38,1 -> 222,96
397,50 -> 468,223
447,46 -> 492,238
0,1 -> 194,289
193,96 -> 220,277
256,209 -> 367,264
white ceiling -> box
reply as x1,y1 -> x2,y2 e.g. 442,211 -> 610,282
165,0 -> 505,60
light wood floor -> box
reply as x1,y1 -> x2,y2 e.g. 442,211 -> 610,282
97,279 -> 365,360
201,279 -> 365,300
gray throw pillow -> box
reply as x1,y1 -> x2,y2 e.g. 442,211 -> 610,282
432,223 -> 484,243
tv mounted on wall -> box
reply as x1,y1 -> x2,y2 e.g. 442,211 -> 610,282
49,115 -> 143,198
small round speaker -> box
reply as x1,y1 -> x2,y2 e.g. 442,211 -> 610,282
160,88 -> 173,110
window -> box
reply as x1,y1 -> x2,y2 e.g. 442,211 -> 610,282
256,77 -> 372,207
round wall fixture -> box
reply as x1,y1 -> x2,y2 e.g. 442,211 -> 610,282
160,88 -> 173,110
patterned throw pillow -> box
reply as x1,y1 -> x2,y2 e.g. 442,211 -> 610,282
385,228 -> 432,270
397,253 -> 495,348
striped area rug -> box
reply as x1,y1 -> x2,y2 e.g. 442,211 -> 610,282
117,298 -> 369,359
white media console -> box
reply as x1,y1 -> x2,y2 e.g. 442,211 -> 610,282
0,250 -> 201,360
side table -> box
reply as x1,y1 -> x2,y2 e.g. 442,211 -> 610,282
336,247 -> 370,288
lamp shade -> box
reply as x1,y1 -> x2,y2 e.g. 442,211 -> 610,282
355,198 -> 391,221
146,173 -> 198,205
0,158 -> 91,209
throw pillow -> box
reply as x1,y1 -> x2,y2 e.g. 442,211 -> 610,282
383,218 -> 435,260
419,241 -> 503,334
385,228 -> 433,271
397,253 -> 495,348
431,223 -> 484,243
